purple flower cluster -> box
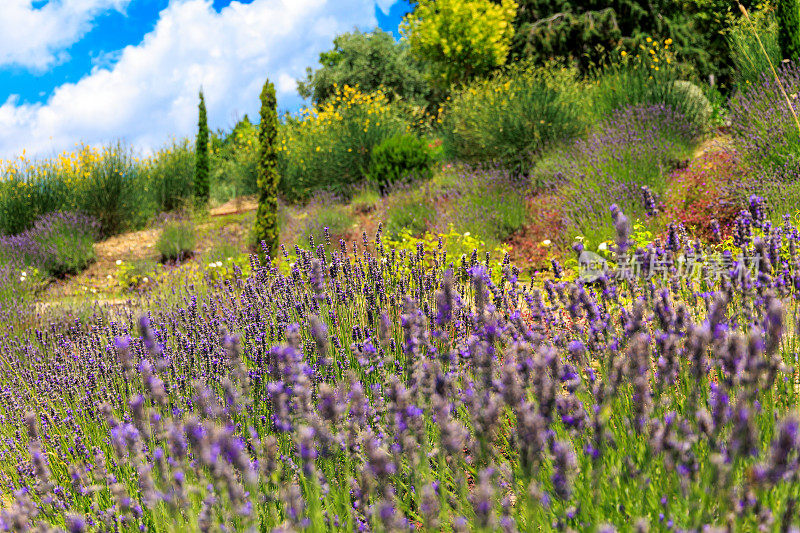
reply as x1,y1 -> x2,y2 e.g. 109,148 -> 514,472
0,201 -> 799,530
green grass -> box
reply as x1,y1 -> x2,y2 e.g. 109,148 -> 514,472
384,194 -> 436,239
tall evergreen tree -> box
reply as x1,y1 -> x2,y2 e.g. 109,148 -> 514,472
194,90 -> 210,204
778,0 -> 800,61
254,79 -> 279,258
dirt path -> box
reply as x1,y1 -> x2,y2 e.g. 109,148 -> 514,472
42,197 -> 259,301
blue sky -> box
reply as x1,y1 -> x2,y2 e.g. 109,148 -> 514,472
0,0 -> 412,159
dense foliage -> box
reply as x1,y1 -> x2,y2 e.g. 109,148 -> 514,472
297,29 -> 432,109
368,133 -> 434,191
210,116 -> 259,202
277,85 -> 408,201
497,0 -> 758,89
195,91 -> 210,205
0,144 -> 156,237
147,139 -> 196,214
726,2 -> 781,88
255,79 -> 280,257
777,0 -> 800,61
156,219 -> 196,263
401,0 -> 518,88
441,62 -> 585,172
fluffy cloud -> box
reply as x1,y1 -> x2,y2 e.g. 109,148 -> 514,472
0,0 -> 397,158
0,0 -> 131,70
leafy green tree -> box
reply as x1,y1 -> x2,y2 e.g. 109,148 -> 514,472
194,90 -> 210,204
297,29 -> 431,107
400,0 -> 518,88
254,80 -> 280,258
778,0 -> 800,60
209,115 -> 260,198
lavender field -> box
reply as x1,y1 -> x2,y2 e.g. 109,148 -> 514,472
7,0 -> 800,531
0,201 -> 800,531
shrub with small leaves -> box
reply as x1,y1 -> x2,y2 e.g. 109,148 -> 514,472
368,134 -> 434,192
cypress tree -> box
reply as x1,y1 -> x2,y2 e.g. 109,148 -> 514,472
194,90 -> 210,204
778,0 -> 800,61
254,79 -> 279,258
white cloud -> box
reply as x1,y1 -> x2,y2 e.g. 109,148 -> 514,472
0,0 -> 398,159
375,0 -> 396,15
0,0 -> 131,70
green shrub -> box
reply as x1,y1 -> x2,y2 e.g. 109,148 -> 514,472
440,62 -> 586,173
778,0 -> 800,60
210,116 -> 259,205
156,220 -> 196,263
297,29 -> 431,109
75,143 -> 154,236
278,85 -> 407,201
368,134 -> 433,191
147,139 -> 195,213
384,195 -> 435,239
0,140 -> 198,238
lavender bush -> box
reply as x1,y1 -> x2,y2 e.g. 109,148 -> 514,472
431,165 -> 529,247
539,104 -> 699,244
0,212 -> 99,278
1,200 -> 800,530
729,61 -> 800,218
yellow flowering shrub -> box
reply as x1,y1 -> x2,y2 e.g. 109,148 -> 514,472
0,140 -> 194,236
590,37 -> 710,129
277,85 -> 408,201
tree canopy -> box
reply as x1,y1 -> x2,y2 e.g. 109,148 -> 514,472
297,29 -> 431,108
